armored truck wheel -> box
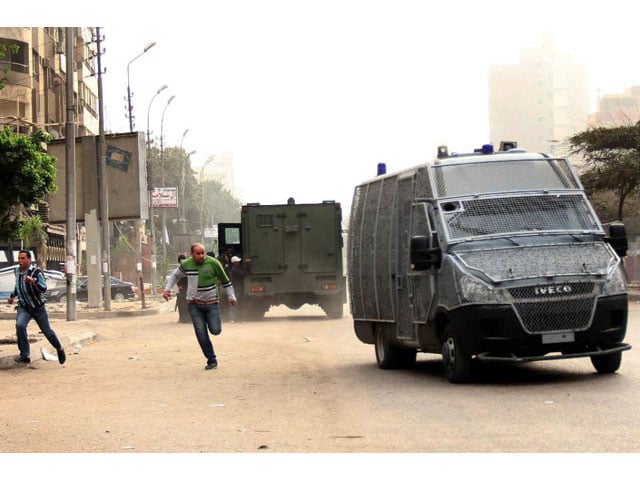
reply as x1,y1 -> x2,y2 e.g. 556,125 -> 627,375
590,351 -> 622,374
442,325 -> 472,383
321,298 -> 344,319
375,325 -> 416,369
244,300 -> 268,319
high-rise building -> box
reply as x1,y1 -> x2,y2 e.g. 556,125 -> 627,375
0,27 -> 98,138
588,86 -> 640,128
488,36 -> 589,156
199,151 -> 239,199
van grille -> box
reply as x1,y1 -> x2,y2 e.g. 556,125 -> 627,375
513,299 -> 595,334
508,283 -> 596,333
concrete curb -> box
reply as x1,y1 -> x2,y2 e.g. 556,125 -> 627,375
0,306 -> 163,321
0,329 -> 96,370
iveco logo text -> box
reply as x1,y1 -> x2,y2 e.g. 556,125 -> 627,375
534,285 -> 572,295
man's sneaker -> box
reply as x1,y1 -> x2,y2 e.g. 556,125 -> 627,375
57,348 -> 66,365
16,356 -> 30,364
205,360 -> 218,370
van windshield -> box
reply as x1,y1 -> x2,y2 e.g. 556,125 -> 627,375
433,157 -> 578,197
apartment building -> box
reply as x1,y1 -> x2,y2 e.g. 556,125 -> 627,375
0,27 -> 99,270
0,27 -> 98,137
488,37 -> 589,156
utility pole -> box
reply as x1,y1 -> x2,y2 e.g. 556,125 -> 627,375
96,28 -> 111,310
65,27 -> 77,321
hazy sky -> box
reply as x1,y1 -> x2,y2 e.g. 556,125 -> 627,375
19,0 -> 640,212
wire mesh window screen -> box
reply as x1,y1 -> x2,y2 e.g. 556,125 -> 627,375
444,194 -> 598,240
433,158 -> 578,197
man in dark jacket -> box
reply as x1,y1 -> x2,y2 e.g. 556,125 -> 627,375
8,250 -> 65,365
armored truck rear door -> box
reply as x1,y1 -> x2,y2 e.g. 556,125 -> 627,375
243,208 -> 287,274
299,204 -> 340,273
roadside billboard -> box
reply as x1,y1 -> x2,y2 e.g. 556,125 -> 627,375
46,132 -> 147,222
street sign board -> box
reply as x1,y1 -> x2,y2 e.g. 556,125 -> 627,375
152,187 -> 178,208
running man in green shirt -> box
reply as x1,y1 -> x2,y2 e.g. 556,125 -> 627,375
163,243 -> 236,370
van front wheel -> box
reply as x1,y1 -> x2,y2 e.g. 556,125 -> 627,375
442,325 -> 472,383
374,325 -> 416,369
590,351 -> 622,374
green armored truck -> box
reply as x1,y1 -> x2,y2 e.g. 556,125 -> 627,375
218,198 -> 346,319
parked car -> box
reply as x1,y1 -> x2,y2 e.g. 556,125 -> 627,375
45,276 -> 136,303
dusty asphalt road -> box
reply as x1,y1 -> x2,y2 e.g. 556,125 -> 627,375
1,301 -> 639,477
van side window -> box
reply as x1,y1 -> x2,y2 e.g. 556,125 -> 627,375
411,203 -> 431,238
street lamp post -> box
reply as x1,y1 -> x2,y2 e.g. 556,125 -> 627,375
199,156 -> 215,244
146,85 -> 168,296
126,41 -> 156,308
180,129 -> 190,151
126,41 -> 156,132
160,95 -> 176,281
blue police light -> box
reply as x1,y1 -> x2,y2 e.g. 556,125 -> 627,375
377,163 -> 386,175
482,144 -> 494,154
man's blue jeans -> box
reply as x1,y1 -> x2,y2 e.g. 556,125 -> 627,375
16,304 -> 62,360
187,303 -> 222,365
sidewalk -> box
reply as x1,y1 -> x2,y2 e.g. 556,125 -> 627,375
0,297 -> 172,369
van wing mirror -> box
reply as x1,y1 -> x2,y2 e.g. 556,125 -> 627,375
410,236 -> 442,270
604,221 -> 628,257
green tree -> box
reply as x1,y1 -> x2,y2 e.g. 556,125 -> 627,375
570,122 -> 640,224
0,128 -> 58,242
146,145 -> 242,262
18,214 -> 47,248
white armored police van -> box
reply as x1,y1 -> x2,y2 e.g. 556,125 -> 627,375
348,142 -> 631,382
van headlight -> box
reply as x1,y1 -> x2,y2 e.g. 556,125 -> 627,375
458,274 -> 509,303
602,266 -> 627,296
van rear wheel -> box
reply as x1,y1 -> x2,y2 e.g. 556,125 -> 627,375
442,325 -> 472,383
590,351 -> 622,374
374,325 -> 416,369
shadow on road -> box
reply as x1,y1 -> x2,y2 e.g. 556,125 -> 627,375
342,354 -> 622,387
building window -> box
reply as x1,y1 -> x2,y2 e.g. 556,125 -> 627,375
32,50 -> 40,80
0,38 -> 29,74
